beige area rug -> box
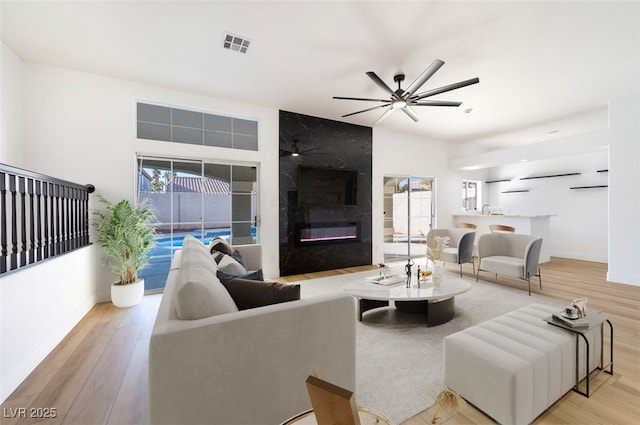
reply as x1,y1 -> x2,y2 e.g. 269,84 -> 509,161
298,269 -> 562,424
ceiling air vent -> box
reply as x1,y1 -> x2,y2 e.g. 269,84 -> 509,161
222,32 -> 250,54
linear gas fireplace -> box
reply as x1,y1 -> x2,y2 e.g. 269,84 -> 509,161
295,221 -> 361,246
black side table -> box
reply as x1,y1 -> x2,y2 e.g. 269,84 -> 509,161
545,310 -> 613,397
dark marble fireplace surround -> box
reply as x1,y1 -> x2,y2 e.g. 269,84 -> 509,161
279,110 -> 372,276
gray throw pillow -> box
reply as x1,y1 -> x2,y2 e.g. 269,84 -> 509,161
219,276 -> 301,310
217,253 -> 248,275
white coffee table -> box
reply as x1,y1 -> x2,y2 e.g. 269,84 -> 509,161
343,271 -> 472,326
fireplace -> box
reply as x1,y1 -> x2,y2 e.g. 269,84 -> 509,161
295,222 -> 361,246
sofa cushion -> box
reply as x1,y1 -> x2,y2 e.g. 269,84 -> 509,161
181,235 -> 218,276
175,259 -> 238,320
481,255 -> 524,278
219,276 -> 301,310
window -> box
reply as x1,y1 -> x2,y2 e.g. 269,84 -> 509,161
137,156 -> 258,291
383,176 -> 435,261
136,102 -> 258,151
462,180 -> 480,212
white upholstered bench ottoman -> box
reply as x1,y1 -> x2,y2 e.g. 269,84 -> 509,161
443,303 -> 602,425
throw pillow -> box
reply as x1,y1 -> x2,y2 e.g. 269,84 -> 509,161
217,253 -> 248,276
175,261 -> 238,320
219,276 -> 301,310
217,268 -> 264,281
208,236 -> 233,255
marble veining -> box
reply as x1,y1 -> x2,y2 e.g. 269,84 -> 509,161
279,110 -> 372,275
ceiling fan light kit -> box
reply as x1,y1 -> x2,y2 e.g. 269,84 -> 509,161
334,59 -> 479,124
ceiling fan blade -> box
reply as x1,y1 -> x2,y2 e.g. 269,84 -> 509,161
411,100 -> 462,107
342,103 -> 391,118
373,107 -> 394,125
402,106 -> 420,122
366,71 -> 396,97
333,96 -> 391,102
403,59 -> 445,97
412,77 -> 480,101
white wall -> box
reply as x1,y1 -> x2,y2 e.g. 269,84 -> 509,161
484,149 -> 609,262
608,94 -> 640,286
372,128 -> 461,263
1,42 -> 23,166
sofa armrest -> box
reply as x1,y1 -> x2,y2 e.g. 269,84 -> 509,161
233,243 -> 262,271
149,293 -> 356,425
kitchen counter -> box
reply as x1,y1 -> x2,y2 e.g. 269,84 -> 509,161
452,213 -> 553,262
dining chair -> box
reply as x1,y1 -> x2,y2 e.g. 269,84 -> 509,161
455,222 -> 477,229
489,224 -> 516,233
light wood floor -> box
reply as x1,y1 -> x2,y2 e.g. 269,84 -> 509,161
1,258 -> 638,425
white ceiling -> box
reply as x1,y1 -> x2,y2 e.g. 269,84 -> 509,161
2,1 -> 639,151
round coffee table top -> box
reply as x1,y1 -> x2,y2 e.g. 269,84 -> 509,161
342,271 -> 472,302
281,405 -> 393,425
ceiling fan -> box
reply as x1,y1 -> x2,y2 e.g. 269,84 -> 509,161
279,139 -> 323,157
333,59 -> 479,125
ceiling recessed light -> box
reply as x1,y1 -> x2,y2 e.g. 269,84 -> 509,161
547,129 -> 559,134
464,108 -> 473,114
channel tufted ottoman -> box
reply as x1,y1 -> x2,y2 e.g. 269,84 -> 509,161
443,303 -> 602,425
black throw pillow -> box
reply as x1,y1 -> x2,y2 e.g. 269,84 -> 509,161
218,276 -> 301,310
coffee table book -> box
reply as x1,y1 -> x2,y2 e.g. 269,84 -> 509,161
550,312 -> 589,328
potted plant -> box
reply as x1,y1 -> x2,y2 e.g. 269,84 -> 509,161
92,195 -> 156,307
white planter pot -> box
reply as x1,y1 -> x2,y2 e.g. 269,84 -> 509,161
111,279 -> 145,308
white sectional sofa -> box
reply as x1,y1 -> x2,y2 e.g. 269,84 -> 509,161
148,236 -> 356,425
444,303 -> 603,425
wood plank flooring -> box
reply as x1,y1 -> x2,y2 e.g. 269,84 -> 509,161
1,258 -> 638,425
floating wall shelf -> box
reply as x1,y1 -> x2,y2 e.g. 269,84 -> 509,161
570,185 -> 608,190
501,189 -> 530,193
596,169 -> 609,173
485,179 -> 512,184
520,172 -> 581,180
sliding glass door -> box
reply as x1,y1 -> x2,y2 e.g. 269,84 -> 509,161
137,156 -> 258,291
383,176 -> 434,261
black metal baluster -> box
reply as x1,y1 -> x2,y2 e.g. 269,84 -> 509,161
19,176 -> 27,267
50,183 -> 56,256
10,174 -> 18,271
28,178 -> 35,264
43,182 -> 50,259
36,180 -> 43,261
0,172 -> 6,274
54,184 -> 61,255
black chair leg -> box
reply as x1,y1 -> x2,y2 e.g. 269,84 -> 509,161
538,267 -> 542,290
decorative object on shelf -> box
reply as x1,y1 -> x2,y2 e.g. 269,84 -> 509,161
305,375 -> 361,425
430,386 -> 464,424
92,195 -> 156,308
